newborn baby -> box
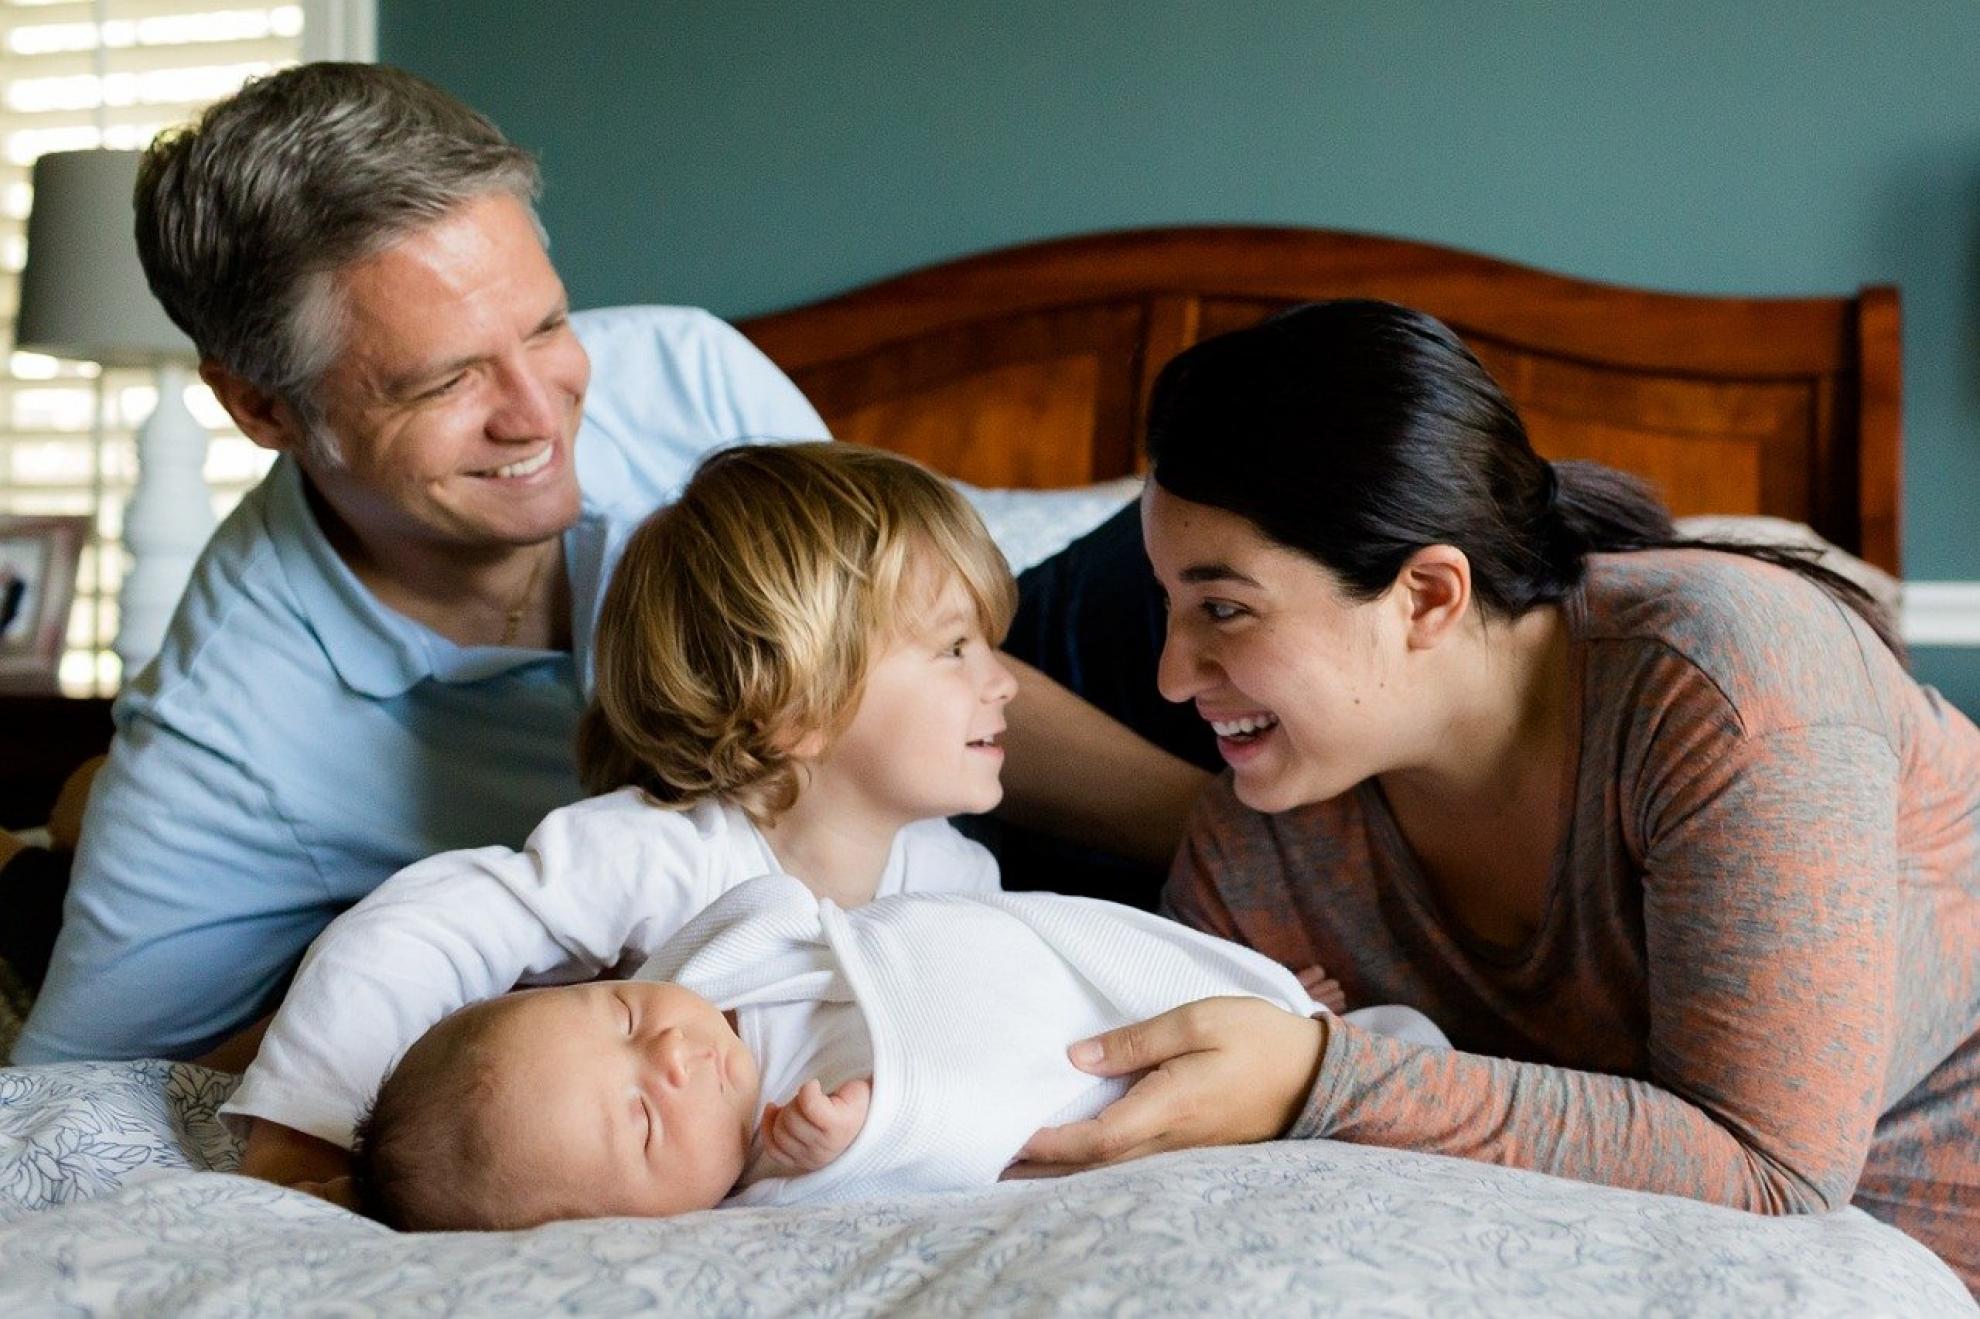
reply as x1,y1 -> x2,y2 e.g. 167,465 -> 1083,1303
359,977 -> 858,1226
358,877 -> 1447,1229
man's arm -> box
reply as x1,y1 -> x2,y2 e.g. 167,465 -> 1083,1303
16,723 -> 336,1064
996,658 -> 1210,870
570,306 -> 829,492
46,754 -> 102,851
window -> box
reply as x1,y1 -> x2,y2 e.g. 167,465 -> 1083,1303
0,2 -> 317,694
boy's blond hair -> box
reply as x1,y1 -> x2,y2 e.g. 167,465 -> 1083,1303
576,441 -> 1017,822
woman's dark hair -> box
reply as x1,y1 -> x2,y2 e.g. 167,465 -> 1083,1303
1145,299 -> 1902,657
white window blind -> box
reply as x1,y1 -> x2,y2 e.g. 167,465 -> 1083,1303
1,1 -> 303,694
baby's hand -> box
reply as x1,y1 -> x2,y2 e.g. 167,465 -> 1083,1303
1296,964 -> 1347,1014
754,1077 -> 872,1179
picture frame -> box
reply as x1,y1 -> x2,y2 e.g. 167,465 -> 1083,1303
0,514 -> 90,694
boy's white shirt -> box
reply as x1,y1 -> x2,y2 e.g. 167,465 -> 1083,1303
222,786 -> 998,1147
645,875 -> 1449,1207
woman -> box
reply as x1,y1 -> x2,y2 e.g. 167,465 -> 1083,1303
1014,300 -> 1979,1290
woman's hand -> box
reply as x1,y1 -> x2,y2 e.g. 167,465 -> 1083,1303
1004,996 -> 1330,1177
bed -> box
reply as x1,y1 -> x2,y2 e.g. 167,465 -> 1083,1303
4,227 -> 1970,1315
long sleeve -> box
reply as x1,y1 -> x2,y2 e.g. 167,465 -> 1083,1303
225,792 -> 751,1147
1283,722 -> 1899,1214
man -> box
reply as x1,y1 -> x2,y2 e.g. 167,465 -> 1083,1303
14,64 -> 1204,1074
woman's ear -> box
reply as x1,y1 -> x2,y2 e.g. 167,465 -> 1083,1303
1395,545 -> 1471,651
198,360 -> 309,454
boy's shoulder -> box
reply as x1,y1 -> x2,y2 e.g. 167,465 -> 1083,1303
524,788 -> 754,855
890,818 -> 1001,895
895,816 -> 993,860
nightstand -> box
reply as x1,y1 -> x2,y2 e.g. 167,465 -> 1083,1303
1,696 -> 114,830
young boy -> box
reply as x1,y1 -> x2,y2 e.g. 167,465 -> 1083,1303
226,442 -> 1018,1160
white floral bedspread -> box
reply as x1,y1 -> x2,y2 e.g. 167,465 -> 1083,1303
2,1060 -> 1971,1317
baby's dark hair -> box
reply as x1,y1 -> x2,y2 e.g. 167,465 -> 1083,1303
352,1001 -> 519,1231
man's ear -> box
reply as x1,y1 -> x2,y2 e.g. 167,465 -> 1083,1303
1394,545 -> 1471,651
198,360 -> 308,455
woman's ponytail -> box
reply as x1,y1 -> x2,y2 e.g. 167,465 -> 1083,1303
1148,300 -> 1903,660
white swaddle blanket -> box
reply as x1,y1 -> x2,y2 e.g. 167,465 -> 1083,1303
635,875 -> 1447,1207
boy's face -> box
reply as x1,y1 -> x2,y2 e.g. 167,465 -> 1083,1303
474,980 -> 761,1222
812,571 -> 1018,828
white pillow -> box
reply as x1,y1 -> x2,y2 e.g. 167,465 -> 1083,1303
952,477 -> 1144,575
949,494 -> 1894,614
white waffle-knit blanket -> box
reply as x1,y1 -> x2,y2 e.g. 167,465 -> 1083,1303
636,875 -> 1445,1207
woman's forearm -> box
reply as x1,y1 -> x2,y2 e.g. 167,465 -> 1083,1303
1293,1021 -> 1861,1215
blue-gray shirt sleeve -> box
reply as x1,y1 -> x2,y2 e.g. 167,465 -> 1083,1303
15,711 -> 335,1063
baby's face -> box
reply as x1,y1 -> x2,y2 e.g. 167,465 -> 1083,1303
475,979 -> 762,1220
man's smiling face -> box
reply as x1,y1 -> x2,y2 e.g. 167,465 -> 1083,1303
299,191 -> 591,560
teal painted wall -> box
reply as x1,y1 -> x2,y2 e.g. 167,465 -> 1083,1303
380,1 -> 1980,712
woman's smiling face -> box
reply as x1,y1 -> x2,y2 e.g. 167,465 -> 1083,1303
1142,483 -> 1409,814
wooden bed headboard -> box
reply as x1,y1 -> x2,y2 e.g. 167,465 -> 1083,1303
739,226 -> 1902,574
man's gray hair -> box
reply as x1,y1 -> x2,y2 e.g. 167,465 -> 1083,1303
134,63 -> 542,462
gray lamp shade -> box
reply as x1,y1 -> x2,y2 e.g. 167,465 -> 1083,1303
14,149 -> 195,367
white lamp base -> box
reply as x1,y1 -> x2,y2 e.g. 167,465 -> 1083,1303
114,362 -> 216,676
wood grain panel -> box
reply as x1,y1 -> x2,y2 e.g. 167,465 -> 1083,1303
827,355 -> 1105,488
738,226 -> 1900,571
1468,337 -> 1821,526
1521,411 -> 1766,518
781,302 -> 1145,485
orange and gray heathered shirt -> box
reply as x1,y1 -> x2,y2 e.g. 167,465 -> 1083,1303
1163,549 -> 1979,1289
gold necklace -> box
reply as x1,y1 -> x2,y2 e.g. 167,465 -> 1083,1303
498,544 -> 551,648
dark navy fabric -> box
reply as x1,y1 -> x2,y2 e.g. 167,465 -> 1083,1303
977,503 -> 1219,910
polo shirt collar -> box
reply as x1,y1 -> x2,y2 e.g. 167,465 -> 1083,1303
266,454 -> 605,700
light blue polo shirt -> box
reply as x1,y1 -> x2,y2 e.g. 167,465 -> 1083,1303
16,307 -> 827,1063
